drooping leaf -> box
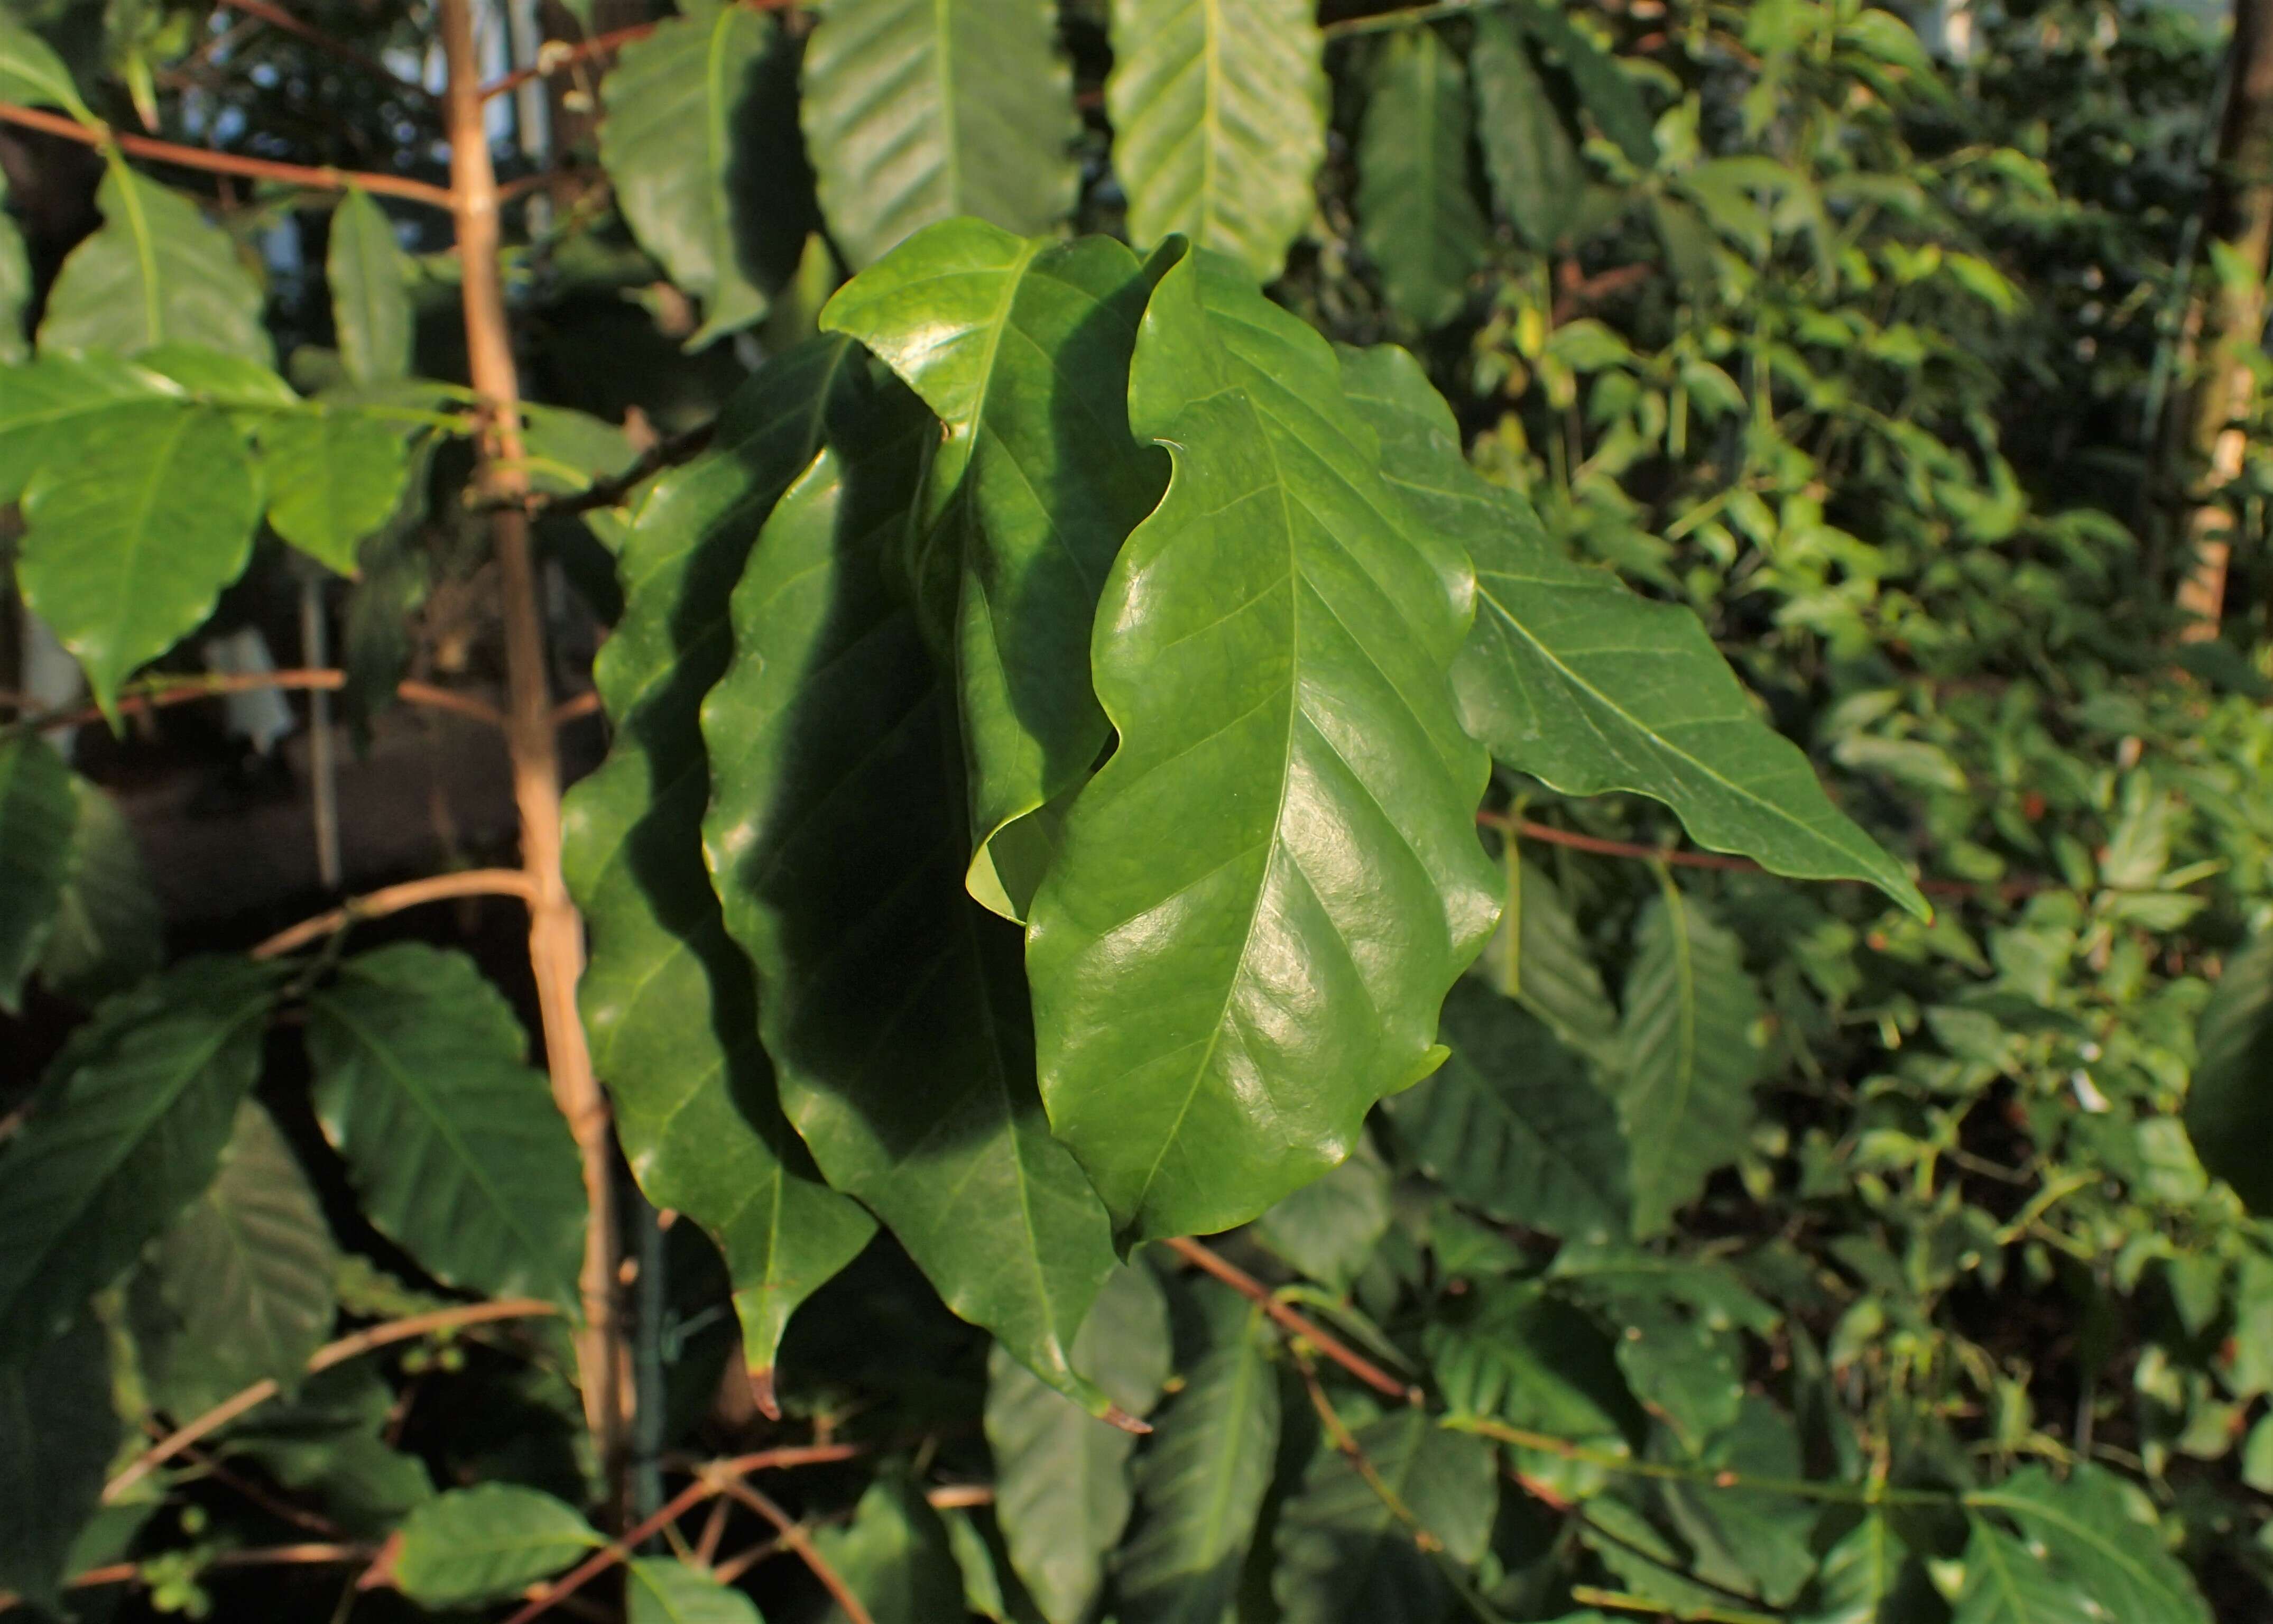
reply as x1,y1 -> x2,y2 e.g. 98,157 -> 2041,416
1333,342 -> 1924,915
988,1262 -> 1172,1622
1387,980 -> 1630,1244
1254,1138 -> 1394,1291
0,733 -> 75,1012
562,337 -> 878,1390
327,187 -> 413,383
1272,1409 -> 1497,1623
392,1484 -> 602,1609
1615,885 -> 1765,1237
703,387 -> 1120,1413
1116,1307 -> 1281,1624
600,1 -> 809,347
1512,0 -> 1657,168
1477,848 -> 1619,1058
132,1101 -> 337,1417
1949,1520 -> 2095,1624
1106,0 -> 1326,281
261,405 -> 415,574
0,354 -> 175,502
2185,929 -> 2273,1215
41,162 -> 269,363
16,401 -> 263,718
306,943 -> 586,1308
819,219 -> 1169,917
1800,1514 -> 1933,1624
0,1316 -> 114,1609
1470,15 -> 1585,251
626,1557 -> 764,1624
0,14 -> 94,118
36,773 -> 164,1004
814,1475 -> 966,1624
1027,247 -> 1497,1243
800,0 -> 1078,269
1966,1465 -> 2211,1624
1359,27 -> 1490,331
0,957 -> 278,1360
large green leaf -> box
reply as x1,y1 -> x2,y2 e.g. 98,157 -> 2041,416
0,354 -> 174,502
0,14 -> 93,117
0,1317 -> 114,1608
987,1262 -> 1172,1622
1272,1409 -> 1496,1623
1027,247 -> 1497,1243
16,400 -> 263,718
1106,0 -> 1326,281
562,337 -> 878,1391
1387,980 -> 1631,1244
327,187 -> 412,383
800,0 -> 1077,269
1334,342 -> 1924,916
260,405 -> 415,574
821,219 -> 1169,915
2185,928 -> 2273,1215
701,390 -> 1120,1413
1469,16 -> 1585,252
1358,27 -> 1490,331
600,0 -> 807,347
0,734 -> 74,1012
306,944 -> 586,1308
41,162 -> 269,363
392,1484 -> 602,1609
1966,1465 -> 2210,1624
36,774 -> 163,1004
132,1101 -> 337,1417
1950,1520 -> 2094,1624
0,957 -> 278,1359
627,1558 -> 763,1624
1116,1306 -> 1281,1624
815,1475 -> 965,1624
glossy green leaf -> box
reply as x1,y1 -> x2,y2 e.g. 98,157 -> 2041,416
0,15 -> 93,117
562,338 -> 877,1390
1951,1520 -> 2094,1624
1359,27 -> 1490,331
0,354 -> 174,502
1387,980 -> 1630,1244
1027,248 -> 1497,1243
1106,0 -> 1326,281
600,1 -> 803,347
0,734 -> 75,1012
1116,1306 -> 1281,1624
132,1102 -> 337,1417
1272,1409 -> 1496,1623
703,390 -> 1119,1412
1615,886 -> 1764,1237
1513,0 -> 1657,168
801,0 -> 1077,269
988,1262 -> 1172,1622
392,1484 -> 602,1609
820,219 -> 1169,916
0,1317 -> 114,1609
2186,928 -> 2273,1215
41,163 -> 268,363
1335,340 -> 1923,915
815,1476 -> 965,1624
16,400 -> 263,719
306,943 -> 586,1308
1967,1465 -> 2211,1624
36,774 -> 163,1004
261,406 -> 414,574
0,957 -> 278,1360
1471,15 -> 1586,251
626,1558 -> 764,1624
327,187 -> 412,383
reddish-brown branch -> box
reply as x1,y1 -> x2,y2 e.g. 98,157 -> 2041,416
217,0 -> 431,96
1161,1237 -> 1424,1405
7,670 -> 504,735
0,102 -> 454,209
61,1543 -> 376,1595
713,1480 -> 875,1624
248,869 -> 539,959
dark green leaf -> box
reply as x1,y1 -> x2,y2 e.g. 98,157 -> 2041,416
0,957 -> 278,1359
1966,1465 -> 2210,1624
1658,1399 -> 1816,1606
626,1557 -> 763,1624
40,162 -> 269,363
1801,1513 -> 1935,1624
261,406 -> 415,574
392,1483 -> 601,1609
0,208 -> 27,365
1513,0 -> 1657,168
1470,16 -> 1585,251
1426,1280 -> 1635,1443
327,187 -> 413,383
1359,27 -> 1490,331
2186,929 -> 2273,1215
0,1317 -> 114,1609
1482,852 -> 1619,1058
306,944 -> 586,1308
1027,248 -> 1496,1243
1254,1138 -> 1393,1291
815,1475 -> 966,1624
36,773 -> 163,1003
0,733 -> 75,1012
218,1366 -> 432,1536
1951,1520 -> 2094,1624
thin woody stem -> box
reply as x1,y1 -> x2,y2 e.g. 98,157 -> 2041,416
5,670 -> 503,735
249,869 -> 538,960
1162,1237 -> 1424,1403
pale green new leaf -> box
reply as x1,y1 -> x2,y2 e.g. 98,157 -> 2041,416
0,1318 -> 114,1609
261,406 -> 415,574
821,219 -> 1169,917
1616,886 -> 1765,1237
701,398 -> 1120,1411
801,0 -> 1077,268
561,337 -> 877,1390
0,15 -> 93,119
1966,1465 -> 2210,1624
1471,15 -> 1586,251
306,944 -> 586,1308
1116,1307 -> 1281,1624
987,1263 -> 1172,1622
2185,929 -> 2273,1215
0,734 -> 74,1012
1028,248 -> 1497,1242
627,1558 -> 764,1624
17,401 -> 263,718
1359,27 -> 1490,331
1951,1521 -> 2094,1624
1333,341 -> 1924,915
41,163 -> 269,363
1272,1409 -> 1496,1623
1106,0 -> 1326,281
0,957 -> 278,1359
36,774 -> 164,1003
815,1477 -> 966,1624
393,1484 -> 602,1609
1386,981 -> 1630,1244
327,188 -> 412,383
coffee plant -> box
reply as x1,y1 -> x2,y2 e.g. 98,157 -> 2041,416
0,0 -> 2268,1619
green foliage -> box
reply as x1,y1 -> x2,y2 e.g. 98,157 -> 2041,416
1360,27 -> 1491,331
326,187 -> 412,384
0,734 -> 75,1010
391,1484 -> 602,1608
40,163 -> 267,362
